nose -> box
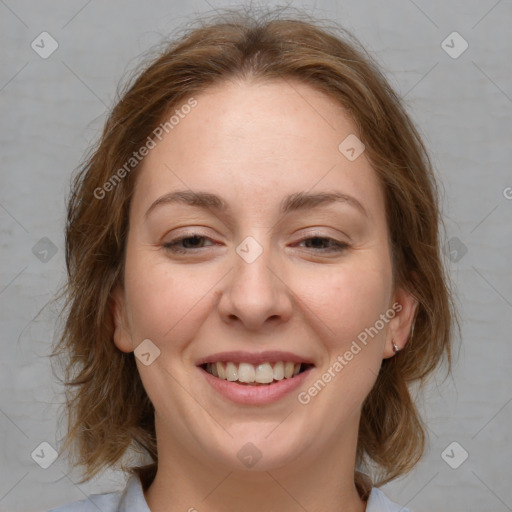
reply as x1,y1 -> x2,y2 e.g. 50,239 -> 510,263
217,236 -> 293,332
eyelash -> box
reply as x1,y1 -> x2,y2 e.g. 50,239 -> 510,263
162,233 -> 349,254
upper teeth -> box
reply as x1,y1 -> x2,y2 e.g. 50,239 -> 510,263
205,361 -> 302,384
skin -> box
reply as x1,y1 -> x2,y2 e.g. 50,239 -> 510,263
111,78 -> 418,512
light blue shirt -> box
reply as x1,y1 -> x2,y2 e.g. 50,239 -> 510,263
46,475 -> 411,512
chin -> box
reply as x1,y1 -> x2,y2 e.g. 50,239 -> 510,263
199,423 -> 312,473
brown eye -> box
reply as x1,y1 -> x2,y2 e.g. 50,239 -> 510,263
163,233 -> 215,253
296,235 -> 349,252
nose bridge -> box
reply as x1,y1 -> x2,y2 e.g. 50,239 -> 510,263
233,233 -> 278,303
218,232 -> 292,329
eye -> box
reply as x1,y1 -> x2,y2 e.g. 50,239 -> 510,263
162,233 -> 216,254
162,232 -> 350,255
295,235 -> 349,253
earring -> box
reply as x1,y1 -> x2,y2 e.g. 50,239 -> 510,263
392,339 -> 400,354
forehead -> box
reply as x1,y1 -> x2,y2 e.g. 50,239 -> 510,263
131,78 -> 385,222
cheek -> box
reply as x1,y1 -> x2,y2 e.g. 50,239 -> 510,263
292,254 -> 392,351
123,250 -> 218,345
295,259 -> 392,422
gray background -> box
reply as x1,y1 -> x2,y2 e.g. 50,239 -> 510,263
1,1 -> 511,511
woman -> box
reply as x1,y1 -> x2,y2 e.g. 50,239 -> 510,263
49,7 -> 457,512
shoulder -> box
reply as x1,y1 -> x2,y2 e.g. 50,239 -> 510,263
45,477 -> 408,512
45,475 -> 149,512
366,487 -> 411,512
45,490 -> 122,512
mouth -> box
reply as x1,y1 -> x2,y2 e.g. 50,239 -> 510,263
200,361 -> 315,386
196,351 -> 315,404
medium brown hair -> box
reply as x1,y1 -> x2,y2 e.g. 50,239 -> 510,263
51,6 -> 459,493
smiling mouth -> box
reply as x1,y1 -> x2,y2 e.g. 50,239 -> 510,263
201,361 -> 314,386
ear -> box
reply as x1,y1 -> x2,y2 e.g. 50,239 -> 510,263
382,285 -> 419,359
110,283 -> 134,353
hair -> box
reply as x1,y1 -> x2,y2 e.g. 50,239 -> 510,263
51,5 -> 459,496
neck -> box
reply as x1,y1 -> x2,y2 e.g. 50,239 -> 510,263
144,413 -> 367,512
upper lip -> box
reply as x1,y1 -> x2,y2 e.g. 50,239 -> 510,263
196,350 -> 315,366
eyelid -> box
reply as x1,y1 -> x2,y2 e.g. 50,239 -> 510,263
294,228 -> 351,242
294,234 -> 349,250
163,228 -> 349,243
162,228 -> 217,244
162,234 -> 350,258
162,226 -> 214,242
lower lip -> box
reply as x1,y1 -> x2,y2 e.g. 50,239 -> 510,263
199,366 -> 313,405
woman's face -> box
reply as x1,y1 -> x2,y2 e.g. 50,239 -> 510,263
111,78 -> 416,473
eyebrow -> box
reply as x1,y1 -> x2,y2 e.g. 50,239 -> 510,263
144,189 -> 368,219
